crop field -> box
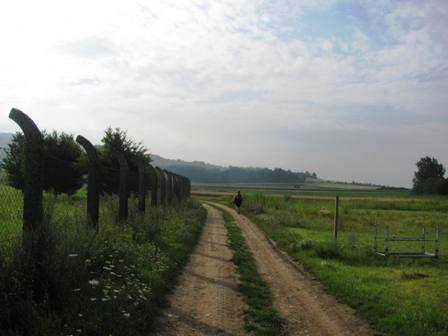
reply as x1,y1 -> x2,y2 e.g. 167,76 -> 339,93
199,187 -> 448,336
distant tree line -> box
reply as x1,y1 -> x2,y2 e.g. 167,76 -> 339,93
413,156 -> 448,195
162,165 -> 317,184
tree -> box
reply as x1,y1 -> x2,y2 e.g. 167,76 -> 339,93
1,132 -> 25,189
1,131 -> 85,195
412,156 -> 446,194
42,131 -> 85,195
99,127 -> 151,194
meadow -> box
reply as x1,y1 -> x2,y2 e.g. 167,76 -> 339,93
199,185 -> 448,336
0,183 -> 206,335
192,179 -> 410,198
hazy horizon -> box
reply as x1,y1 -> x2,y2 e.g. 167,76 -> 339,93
1,0 -> 447,188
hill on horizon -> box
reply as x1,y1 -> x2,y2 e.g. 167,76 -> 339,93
0,132 -> 316,184
151,153 -> 316,184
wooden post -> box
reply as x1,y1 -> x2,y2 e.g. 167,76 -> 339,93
333,195 -> 339,241
116,152 -> 128,221
435,225 -> 440,258
76,135 -> 100,230
421,226 -> 426,254
374,224 -> 378,253
9,108 -> 43,234
385,226 -> 389,256
148,165 -> 158,207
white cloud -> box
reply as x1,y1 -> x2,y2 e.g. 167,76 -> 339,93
0,0 -> 447,186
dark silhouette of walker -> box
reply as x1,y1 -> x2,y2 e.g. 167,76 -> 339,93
233,191 -> 243,214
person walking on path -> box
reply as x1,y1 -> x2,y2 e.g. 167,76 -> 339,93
233,191 -> 243,214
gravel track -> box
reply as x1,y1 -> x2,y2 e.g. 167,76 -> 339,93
212,202 -> 373,336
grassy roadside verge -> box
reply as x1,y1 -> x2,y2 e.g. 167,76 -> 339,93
0,197 -> 206,336
210,204 -> 287,336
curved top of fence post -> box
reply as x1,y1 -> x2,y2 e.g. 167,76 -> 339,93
155,166 -> 164,177
9,108 -> 42,139
76,135 -> 99,162
147,164 -> 156,175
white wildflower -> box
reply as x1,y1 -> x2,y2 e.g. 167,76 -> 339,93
88,279 -> 99,286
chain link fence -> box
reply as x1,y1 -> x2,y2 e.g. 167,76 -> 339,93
0,177 -> 23,253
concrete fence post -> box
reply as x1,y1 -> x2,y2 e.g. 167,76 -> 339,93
76,135 -> 100,230
9,108 -> 43,235
156,167 -> 166,206
148,164 -> 158,207
173,174 -> 180,202
136,160 -> 146,212
116,151 -> 129,221
165,170 -> 173,205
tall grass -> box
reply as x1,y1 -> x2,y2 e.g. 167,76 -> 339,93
0,192 -> 206,336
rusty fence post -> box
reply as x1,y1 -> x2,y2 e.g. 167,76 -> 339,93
116,152 -> 129,221
76,135 -> 100,230
9,108 -> 43,235
148,164 -> 158,208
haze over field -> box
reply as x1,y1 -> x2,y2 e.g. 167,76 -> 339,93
1,0 -> 447,187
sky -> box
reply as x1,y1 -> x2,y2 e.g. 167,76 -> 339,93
1,0 -> 447,187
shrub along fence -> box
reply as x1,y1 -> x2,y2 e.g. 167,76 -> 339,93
1,108 -> 191,245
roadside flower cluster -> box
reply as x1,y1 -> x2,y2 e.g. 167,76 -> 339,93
63,243 -> 154,336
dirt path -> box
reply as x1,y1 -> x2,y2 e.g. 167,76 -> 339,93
153,204 -> 247,336
212,203 -> 374,336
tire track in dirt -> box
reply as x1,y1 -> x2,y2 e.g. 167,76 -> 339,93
212,203 -> 374,336
153,204 -> 248,336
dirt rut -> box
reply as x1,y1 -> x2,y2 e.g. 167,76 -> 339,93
213,203 -> 373,336
153,204 -> 247,336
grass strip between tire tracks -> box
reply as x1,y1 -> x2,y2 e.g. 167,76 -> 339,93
211,204 -> 287,336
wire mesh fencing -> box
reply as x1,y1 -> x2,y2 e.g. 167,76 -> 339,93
0,181 -> 23,252
243,193 -> 448,258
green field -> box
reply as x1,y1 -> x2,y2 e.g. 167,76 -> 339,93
192,179 -> 410,198
200,187 -> 448,336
